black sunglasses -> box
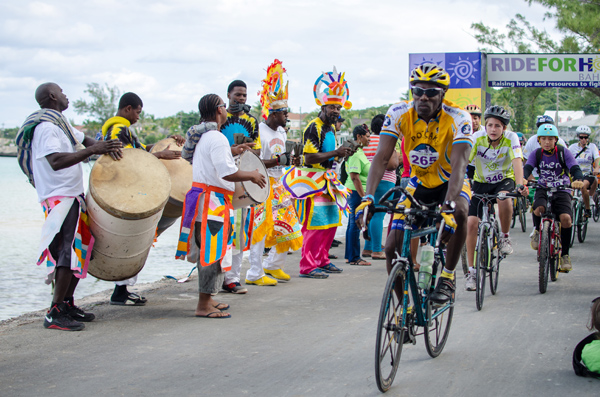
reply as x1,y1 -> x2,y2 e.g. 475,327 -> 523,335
412,87 -> 444,98
579,135 -> 589,139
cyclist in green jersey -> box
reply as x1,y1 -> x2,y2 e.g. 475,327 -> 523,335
465,106 -> 528,291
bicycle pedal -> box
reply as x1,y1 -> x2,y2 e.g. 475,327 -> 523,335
558,269 -> 570,273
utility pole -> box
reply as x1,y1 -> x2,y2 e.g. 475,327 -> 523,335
555,88 -> 560,138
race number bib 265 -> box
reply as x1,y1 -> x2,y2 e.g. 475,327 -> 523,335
409,144 -> 439,168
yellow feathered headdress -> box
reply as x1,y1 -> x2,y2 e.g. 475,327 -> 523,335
259,59 -> 289,121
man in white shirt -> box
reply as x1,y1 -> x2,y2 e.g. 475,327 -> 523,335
27,82 -> 122,331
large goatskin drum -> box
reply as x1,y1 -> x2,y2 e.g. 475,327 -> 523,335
86,148 -> 171,281
150,138 -> 192,233
232,151 -> 270,209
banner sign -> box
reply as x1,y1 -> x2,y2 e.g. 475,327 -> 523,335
487,54 -> 600,88
409,52 -> 484,89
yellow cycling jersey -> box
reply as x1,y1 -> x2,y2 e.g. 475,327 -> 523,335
380,99 -> 473,188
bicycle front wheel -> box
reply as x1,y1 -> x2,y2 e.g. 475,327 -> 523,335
489,230 -> 500,295
539,221 -> 551,294
424,283 -> 454,357
570,202 -> 577,247
375,262 -> 406,393
578,212 -> 587,243
550,229 -> 559,282
593,192 -> 600,222
460,243 -> 468,276
475,229 -> 488,310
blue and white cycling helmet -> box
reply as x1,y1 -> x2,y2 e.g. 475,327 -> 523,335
576,125 -> 592,136
537,124 -> 559,137
536,115 -> 554,128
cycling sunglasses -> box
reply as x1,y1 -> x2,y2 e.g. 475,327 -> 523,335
579,135 -> 589,139
411,87 -> 444,98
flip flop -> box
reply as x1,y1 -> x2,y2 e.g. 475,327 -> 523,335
350,259 -> 372,266
213,303 -> 230,311
299,269 -> 329,279
196,311 -> 231,318
371,252 -> 386,260
328,254 -> 338,259
320,263 -> 343,273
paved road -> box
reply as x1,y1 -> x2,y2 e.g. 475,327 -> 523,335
1,220 -> 599,396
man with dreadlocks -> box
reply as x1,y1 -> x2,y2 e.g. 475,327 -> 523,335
282,66 -> 353,279
176,93 -> 265,318
464,105 -> 527,291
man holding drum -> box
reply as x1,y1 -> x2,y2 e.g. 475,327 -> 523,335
246,60 -> 303,286
20,83 -> 122,330
101,92 -> 185,306
220,80 -> 263,294
282,66 -> 353,279
176,94 -> 266,318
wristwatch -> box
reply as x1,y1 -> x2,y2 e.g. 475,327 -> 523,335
443,200 -> 456,210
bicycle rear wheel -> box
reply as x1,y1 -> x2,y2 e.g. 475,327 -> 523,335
424,271 -> 454,357
475,230 -> 488,310
538,221 -> 551,294
489,230 -> 500,295
511,200 -> 517,228
519,197 -> 527,232
375,262 -> 406,393
460,244 -> 468,276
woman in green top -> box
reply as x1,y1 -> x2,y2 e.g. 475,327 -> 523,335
344,125 -> 372,265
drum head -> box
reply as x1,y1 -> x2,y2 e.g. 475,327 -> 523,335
89,148 -> 171,219
238,151 -> 270,203
150,138 -> 192,204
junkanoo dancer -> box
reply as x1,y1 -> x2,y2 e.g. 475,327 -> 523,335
282,66 -> 353,279
246,59 -> 303,286
176,94 -> 265,318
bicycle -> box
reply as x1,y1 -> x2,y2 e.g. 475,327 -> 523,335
369,186 -> 454,393
511,193 -> 528,232
528,181 -> 571,294
471,191 -> 521,311
570,182 -> 589,245
593,189 -> 600,222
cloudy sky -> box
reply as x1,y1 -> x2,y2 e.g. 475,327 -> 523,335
0,0 -> 558,127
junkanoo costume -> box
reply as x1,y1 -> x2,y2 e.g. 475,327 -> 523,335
17,110 -> 94,283
176,122 -> 236,293
282,67 -> 350,276
247,60 -> 303,283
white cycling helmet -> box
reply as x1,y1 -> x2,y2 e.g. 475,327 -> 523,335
576,125 -> 592,135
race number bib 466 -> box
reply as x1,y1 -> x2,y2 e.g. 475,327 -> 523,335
409,144 -> 439,168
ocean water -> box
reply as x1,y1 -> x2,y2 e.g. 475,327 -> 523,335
0,157 -> 197,321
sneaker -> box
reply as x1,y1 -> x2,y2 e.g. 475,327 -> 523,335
585,209 -> 592,218
264,268 -> 291,281
222,282 -> 248,294
43,303 -> 85,331
110,292 -> 147,306
429,277 -> 455,304
530,230 -> 539,251
464,273 -> 476,291
245,275 -> 278,286
498,236 -> 513,255
65,301 -> 95,322
560,255 -> 572,271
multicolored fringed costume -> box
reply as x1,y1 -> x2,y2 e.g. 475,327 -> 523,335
37,195 -> 94,284
176,183 -> 234,271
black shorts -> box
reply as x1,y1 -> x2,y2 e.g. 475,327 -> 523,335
583,175 -> 596,187
533,189 -> 572,218
468,179 -> 515,218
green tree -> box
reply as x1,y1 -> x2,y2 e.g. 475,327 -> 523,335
178,110 -> 200,133
73,83 -> 120,135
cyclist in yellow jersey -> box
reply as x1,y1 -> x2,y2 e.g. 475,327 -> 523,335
357,63 -> 473,304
